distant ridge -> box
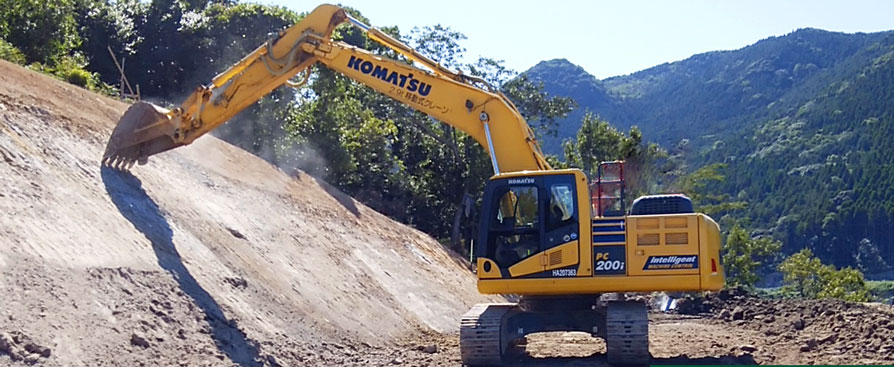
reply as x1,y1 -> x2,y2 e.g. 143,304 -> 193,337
523,28 -> 894,270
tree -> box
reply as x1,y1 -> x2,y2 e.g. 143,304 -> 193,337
0,39 -> 25,65
675,163 -> 746,216
778,248 -> 871,302
409,24 -> 466,70
0,0 -> 81,64
73,0 -> 139,85
195,2 -> 302,164
562,113 -> 626,178
501,74 -> 575,138
561,113 -> 665,198
722,224 -> 781,288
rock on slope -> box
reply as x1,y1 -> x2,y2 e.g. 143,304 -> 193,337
0,60 -> 496,366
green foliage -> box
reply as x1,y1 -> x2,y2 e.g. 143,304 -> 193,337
561,113 -> 665,197
778,248 -> 828,298
527,30 -> 894,272
65,68 -> 91,87
0,38 -> 25,64
778,248 -> 871,302
867,280 -> 894,303
72,0 -> 139,85
0,0 -> 81,64
192,2 -> 302,162
722,224 -> 781,288
409,24 -> 466,70
24,52 -> 112,93
54,54 -> 92,87
501,74 -> 575,138
562,113 -> 625,178
675,163 -> 746,216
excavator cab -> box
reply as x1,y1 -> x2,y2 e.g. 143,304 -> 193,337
476,170 -> 588,279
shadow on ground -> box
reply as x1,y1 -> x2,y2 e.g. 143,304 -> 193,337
101,167 -> 263,367
316,177 -> 360,217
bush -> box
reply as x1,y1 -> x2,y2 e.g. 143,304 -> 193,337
51,54 -> 100,90
24,53 -> 116,94
867,280 -> 894,304
65,68 -> 91,87
722,224 -> 781,288
0,38 -> 25,65
779,248 -> 871,302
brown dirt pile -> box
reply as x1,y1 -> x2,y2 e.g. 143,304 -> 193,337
678,288 -> 894,365
0,59 -> 498,366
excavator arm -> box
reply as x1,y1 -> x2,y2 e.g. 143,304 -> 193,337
103,4 -> 550,174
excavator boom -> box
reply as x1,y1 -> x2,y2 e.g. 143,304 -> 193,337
102,4 -> 550,173
103,4 -> 346,168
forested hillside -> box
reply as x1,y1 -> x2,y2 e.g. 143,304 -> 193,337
527,29 -> 894,273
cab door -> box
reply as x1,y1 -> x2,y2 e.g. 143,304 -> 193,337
539,174 -> 581,275
476,174 -> 582,279
478,178 -> 544,277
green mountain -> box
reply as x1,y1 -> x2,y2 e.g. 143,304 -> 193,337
526,29 -> 894,273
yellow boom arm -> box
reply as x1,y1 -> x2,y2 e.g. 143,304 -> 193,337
102,4 -> 550,174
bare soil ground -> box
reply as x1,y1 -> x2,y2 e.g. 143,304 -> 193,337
0,60 -> 495,366
1,60 -> 893,366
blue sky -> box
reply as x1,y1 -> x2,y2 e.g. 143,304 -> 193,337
268,0 -> 894,79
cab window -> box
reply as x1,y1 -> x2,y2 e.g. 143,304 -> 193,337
493,186 -> 539,229
547,184 -> 575,230
489,185 -> 540,267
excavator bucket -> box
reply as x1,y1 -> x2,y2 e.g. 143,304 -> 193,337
102,101 -> 181,169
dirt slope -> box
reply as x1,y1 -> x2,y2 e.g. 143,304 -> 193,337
0,60 -> 497,366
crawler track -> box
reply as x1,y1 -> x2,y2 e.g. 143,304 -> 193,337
605,301 -> 649,365
460,303 -> 517,366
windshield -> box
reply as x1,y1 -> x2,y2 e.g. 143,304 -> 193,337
495,185 -> 538,229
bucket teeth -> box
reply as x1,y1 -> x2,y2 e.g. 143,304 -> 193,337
102,153 -> 132,171
103,101 -> 179,168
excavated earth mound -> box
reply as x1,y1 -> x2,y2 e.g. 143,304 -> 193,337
700,289 -> 894,365
0,60 -> 497,366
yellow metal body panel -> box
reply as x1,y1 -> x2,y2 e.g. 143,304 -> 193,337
543,240 -> 580,271
626,214 -> 700,276
477,211 -> 725,294
476,258 -> 502,279
574,172 -> 593,276
507,240 -> 578,277
508,250 -> 546,277
699,214 -> 725,290
478,275 -> 705,295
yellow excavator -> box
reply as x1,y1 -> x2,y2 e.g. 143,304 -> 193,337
103,4 -> 724,365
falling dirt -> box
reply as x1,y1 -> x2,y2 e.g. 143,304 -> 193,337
1,59 -> 893,366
